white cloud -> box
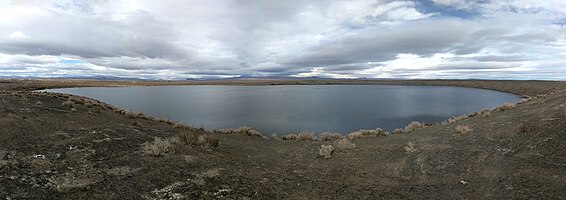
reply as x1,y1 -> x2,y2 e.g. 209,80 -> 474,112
373,1 -> 433,21
8,31 -> 32,39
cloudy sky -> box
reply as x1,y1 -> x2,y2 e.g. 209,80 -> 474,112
1,0 -> 565,80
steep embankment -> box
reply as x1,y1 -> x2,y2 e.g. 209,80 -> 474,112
0,80 -> 565,199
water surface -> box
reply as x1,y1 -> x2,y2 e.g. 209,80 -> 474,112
47,85 -> 521,135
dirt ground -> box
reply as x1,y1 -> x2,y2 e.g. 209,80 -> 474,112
1,79 -> 565,199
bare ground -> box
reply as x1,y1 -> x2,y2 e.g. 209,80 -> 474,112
1,79 -> 565,199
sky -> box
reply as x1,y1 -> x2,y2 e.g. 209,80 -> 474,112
0,0 -> 565,80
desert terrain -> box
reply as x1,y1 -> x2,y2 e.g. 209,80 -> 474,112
1,79 -> 566,199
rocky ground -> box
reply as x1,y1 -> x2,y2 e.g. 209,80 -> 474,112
1,79 -> 565,199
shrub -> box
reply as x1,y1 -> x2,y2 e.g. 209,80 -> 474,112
281,134 -> 298,140
297,131 -> 316,141
141,137 -> 177,156
319,132 -> 342,141
448,115 -> 467,124
403,121 -> 424,133
198,134 -> 219,150
517,122 -> 537,134
456,125 -> 473,134
93,106 -> 103,113
404,142 -> 416,152
391,128 -> 403,134
495,103 -> 516,111
467,111 -> 481,118
61,100 -> 75,108
270,133 -> 279,140
173,123 -> 191,129
124,110 -> 143,119
68,96 -> 84,104
319,145 -> 334,159
347,132 -> 364,140
215,126 -> 262,137
335,138 -> 356,151
178,129 -> 199,146
347,128 -> 388,140
480,108 -> 491,117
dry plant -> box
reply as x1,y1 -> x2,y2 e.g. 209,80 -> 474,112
517,121 -> 537,134
178,129 -> 199,146
335,138 -> 356,151
448,115 -> 467,124
319,132 -> 343,141
347,132 -> 364,140
215,126 -> 262,137
403,121 -> 425,133
198,134 -> 219,150
495,103 -> 516,111
61,100 -> 75,108
141,137 -> 177,156
297,131 -> 316,141
456,125 -> 473,134
319,145 -> 334,159
391,128 -> 403,134
281,134 -> 298,140
480,108 -> 491,117
270,133 -> 279,140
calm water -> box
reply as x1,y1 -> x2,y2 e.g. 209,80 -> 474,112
47,85 -> 521,135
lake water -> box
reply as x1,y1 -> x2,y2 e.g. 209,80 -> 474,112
47,85 -> 521,135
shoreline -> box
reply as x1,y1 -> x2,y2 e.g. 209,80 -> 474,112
41,84 -> 526,136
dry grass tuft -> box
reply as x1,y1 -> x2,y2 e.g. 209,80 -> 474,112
448,115 -> 468,124
297,131 -> 316,141
281,134 -> 298,140
198,134 -> 220,150
335,138 -> 356,151
132,121 -> 141,127
319,145 -> 334,159
270,133 -> 279,140
517,121 -> 537,134
68,96 -> 84,105
346,132 -> 364,140
61,100 -> 75,108
141,137 -> 177,156
319,132 -> 343,141
392,128 -> 403,134
467,111 -> 481,118
403,121 -> 425,133
456,125 -> 473,134
480,108 -> 491,117
173,123 -> 191,129
178,129 -> 199,146
124,110 -> 143,119
404,142 -> 417,152
215,126 -> 262,137
347,128 -> 387,140
495,103 -> 516,111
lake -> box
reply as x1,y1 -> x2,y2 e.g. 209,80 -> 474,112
46,85 -> 521,135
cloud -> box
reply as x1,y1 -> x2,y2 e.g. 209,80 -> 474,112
0,0 -> 565,80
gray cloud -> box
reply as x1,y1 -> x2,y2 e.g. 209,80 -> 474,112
0,0 -> 565,80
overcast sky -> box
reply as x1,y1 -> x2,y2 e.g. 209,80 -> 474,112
1,0 -> 565,80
